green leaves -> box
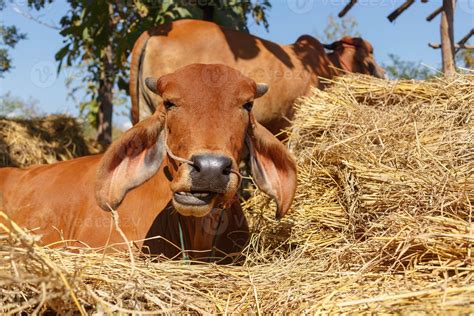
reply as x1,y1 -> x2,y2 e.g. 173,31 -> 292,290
79,98 -> 99,128
0,3 -> 27,76
383,54 -> 435,80
0,92 -> 42,118
28,0 -> 271,141
321,14 -> 360,43
55,44 -> 70,72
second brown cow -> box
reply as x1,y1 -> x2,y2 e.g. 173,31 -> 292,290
130,19 -> 385,134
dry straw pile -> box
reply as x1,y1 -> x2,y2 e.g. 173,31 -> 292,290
0,115 -> 96,168
1,73 -> 473,314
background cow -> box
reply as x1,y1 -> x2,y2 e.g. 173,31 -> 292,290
130,19 -> 385,134
0,64 -> 297,262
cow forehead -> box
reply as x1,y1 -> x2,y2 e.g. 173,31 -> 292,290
159,64 -> 256,104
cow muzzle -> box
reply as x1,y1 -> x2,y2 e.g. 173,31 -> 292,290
368,61 -> 386,79
170,154 -> 240,217
189,154 -> 232,191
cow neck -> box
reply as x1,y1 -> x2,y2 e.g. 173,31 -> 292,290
177,207 -> 225,263
177,217 -> 190,262
161,122 -> 242,262
328,51 -> 349,76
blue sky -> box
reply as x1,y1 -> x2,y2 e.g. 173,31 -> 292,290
1,0 -> 473,127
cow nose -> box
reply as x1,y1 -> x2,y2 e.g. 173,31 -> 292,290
192,155 -> 232,176
190,155 -> 233,192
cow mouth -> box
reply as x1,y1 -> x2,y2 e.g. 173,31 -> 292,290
173,191 -> 216,206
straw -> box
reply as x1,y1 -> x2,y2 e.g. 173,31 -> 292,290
1,72 -> 473,313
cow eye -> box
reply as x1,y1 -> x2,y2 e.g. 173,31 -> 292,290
243,101 -> 253,111
163,100 -> 176,110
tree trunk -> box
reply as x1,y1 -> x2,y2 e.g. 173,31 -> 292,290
199,2 -> 215,21
440,0 -> 456,77
97,49 -> 114,148
96,4 -> 115,148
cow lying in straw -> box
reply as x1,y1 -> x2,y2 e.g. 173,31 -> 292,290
0,64 -> 297,262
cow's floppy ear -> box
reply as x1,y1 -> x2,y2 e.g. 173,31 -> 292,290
340,36 -> 359,46
95,110 -> 166,211
323,41 -> 339,50
324,36 -> 358,50
246,113 -> 297,219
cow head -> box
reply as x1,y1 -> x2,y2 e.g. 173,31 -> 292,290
324,36 -> 385,78
96,64 -> 297,219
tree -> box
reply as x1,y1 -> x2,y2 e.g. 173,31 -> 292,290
0,0 -> 27,76
439,0 -> 456,76
383,54 -> 435,80
320,14 -> 360,43
197,0 -> 270,31
28,0 -> 270,148
0,92 -> 42,118
456,45 -> 474,69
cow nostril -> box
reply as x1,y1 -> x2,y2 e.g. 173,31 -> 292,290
192,163 -> 201,173
223,164 -> 232,176
191,156 -> 204,173
222,167 -> 231,176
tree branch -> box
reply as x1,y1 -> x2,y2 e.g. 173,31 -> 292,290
455,29 -> 474,52
426,6 -> 443,22
11,5 -> 60,30
338,0 -> 357,18
429,29 -> 474,52
387,0 -> 415,22
428,43 -> 474,49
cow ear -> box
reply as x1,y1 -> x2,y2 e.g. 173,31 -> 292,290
323,41 -> 339,50
95,111 -> 166,211
324,36 -> 356,50
246,114 -> 297,219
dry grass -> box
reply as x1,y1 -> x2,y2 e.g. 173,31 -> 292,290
0,115 -> 98,167
1,73 -> 473,314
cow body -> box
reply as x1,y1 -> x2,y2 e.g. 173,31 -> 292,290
130,19 -> 335,134
130,19 -> 384,134
0,156 -> 247,259
0,64 -> 297,261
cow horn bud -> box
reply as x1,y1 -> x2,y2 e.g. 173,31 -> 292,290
255,83 -> 268,98
145,77 -> 159,94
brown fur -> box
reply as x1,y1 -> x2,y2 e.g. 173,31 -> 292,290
0,64 -> 297,261
130,19 -> 384,134
325,36 -> 385,78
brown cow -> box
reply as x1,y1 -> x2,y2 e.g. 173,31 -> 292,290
130,19 -> 385,134
0,64 -> 297,261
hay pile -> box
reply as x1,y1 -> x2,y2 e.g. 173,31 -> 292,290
0,115 -> 97,167
1,73 -> 473,313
